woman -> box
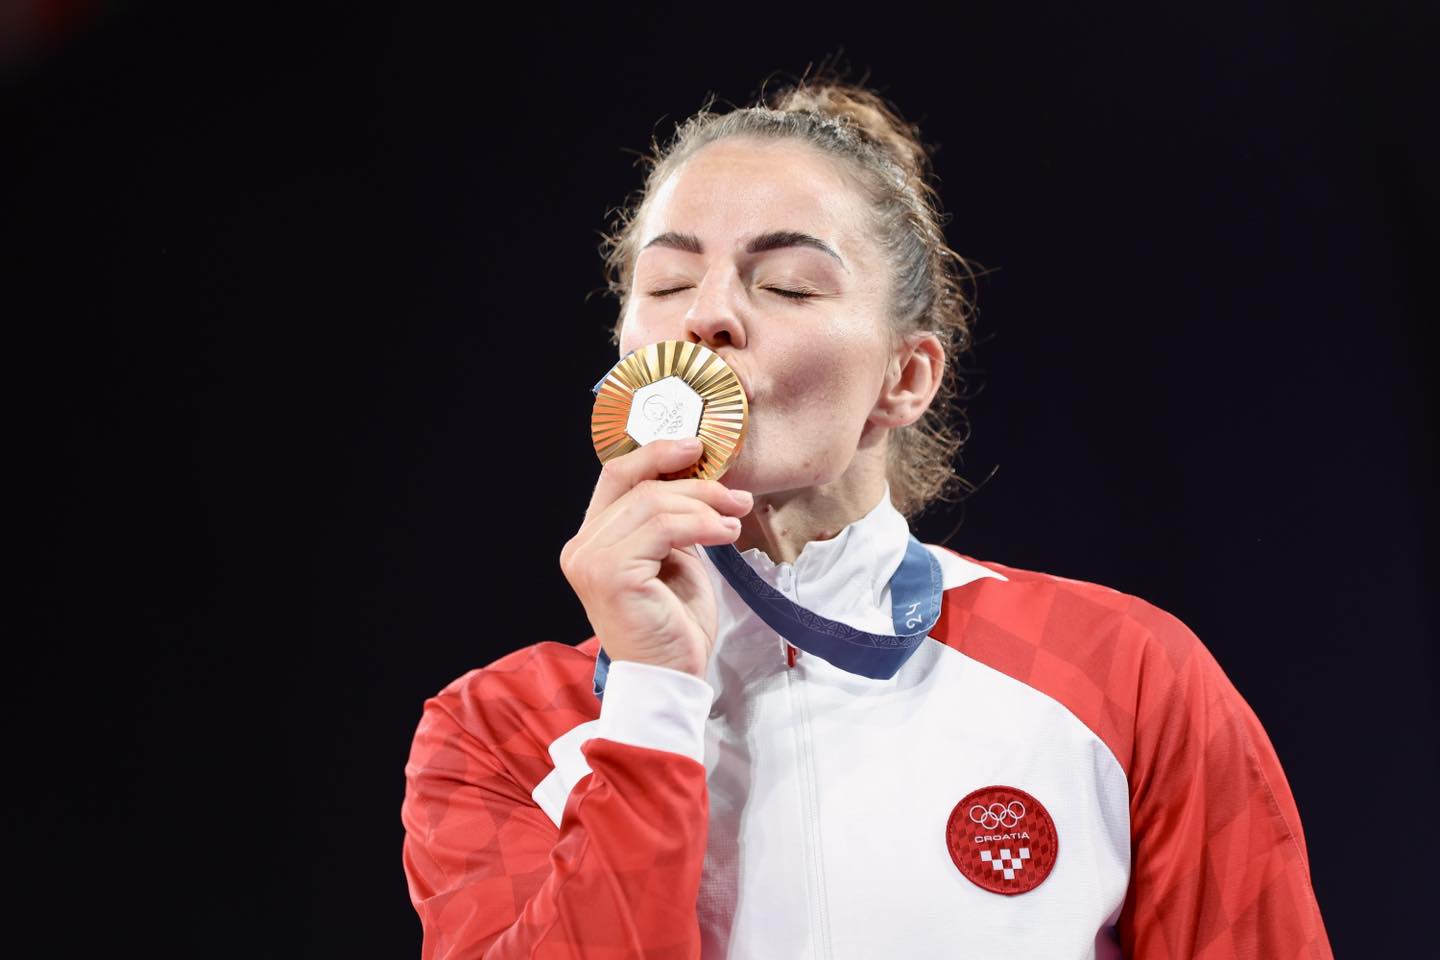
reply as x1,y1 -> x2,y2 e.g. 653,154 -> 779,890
401,76 -> 1333,959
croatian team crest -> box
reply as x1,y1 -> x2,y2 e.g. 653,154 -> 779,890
946,785 -> 1058,895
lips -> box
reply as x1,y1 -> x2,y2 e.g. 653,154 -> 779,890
718,354 -> 752,405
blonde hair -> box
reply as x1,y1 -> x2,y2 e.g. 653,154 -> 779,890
597,66 -> 986,520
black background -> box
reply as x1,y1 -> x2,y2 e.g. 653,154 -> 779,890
7,1 -> 1434,955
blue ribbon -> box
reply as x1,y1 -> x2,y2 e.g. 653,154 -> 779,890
592,536 -> 943,700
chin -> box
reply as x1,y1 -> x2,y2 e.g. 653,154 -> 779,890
718,454 -> 834,497
716,456 -> 771,493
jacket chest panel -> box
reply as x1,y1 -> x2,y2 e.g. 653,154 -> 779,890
699,637 -> 1131,959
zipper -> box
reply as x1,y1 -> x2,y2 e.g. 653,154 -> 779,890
788,654 -> 834,959
779,565 -> 801,669
778,567 -> 833,959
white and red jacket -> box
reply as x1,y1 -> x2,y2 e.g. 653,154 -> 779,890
401,488 -> 1333,958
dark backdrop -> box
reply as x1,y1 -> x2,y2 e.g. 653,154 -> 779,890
8,1 -> 1434,956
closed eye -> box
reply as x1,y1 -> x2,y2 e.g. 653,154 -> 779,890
648,286 -> 818,301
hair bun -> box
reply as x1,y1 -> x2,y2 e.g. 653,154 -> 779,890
764,74 -> 932,186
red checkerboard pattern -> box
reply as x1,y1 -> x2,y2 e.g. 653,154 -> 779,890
401,638 -> 706,959
931,546 -> 1334,958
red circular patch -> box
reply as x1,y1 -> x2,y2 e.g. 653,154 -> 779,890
946,785 -> 1058,895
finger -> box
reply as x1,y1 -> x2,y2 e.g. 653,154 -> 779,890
604,508 -> 743,567
576,479 -> 753,553
583,438 -> 706,525
585,491 -> 732,552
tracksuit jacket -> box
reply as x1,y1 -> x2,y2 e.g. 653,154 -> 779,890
401,487 -> 1333,958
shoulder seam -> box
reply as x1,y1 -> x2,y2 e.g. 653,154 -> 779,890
938,639 -> 1132,792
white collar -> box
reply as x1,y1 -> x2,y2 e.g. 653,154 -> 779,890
697,482 -> 914,673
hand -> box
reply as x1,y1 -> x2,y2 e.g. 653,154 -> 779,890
559,438 -> 754,681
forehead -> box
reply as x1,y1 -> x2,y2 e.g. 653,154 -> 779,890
639,138 -> 867,261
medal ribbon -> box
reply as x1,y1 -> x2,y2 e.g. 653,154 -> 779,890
592,536 -> 943,700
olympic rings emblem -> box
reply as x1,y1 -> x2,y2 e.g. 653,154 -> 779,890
969,800 -> 1026,830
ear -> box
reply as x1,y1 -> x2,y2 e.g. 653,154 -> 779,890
868,331 -> 945,428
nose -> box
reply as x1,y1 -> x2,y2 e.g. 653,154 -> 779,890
683,271 -> 746,351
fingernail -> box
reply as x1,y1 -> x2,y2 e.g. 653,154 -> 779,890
731,489 -> 753,506
679,438 -> 703,453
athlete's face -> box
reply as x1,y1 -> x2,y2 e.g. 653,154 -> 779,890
617,137 -> 897,495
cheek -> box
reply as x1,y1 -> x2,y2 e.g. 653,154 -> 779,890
772,336 -> 881,415
616,308 -> 639,355
616,302 -> 673,357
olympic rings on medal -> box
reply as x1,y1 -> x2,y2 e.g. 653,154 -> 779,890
969,800 -> 1026,831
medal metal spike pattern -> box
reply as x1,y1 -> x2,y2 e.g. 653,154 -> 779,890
591,340 -> 749,481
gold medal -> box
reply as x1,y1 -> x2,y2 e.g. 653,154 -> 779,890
590,340 -> 749,481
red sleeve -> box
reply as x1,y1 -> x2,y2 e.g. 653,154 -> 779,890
1118,604 -> 1333,959
401,650 -> 710,959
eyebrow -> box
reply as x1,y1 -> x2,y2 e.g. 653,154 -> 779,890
640,230 -> 848,272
